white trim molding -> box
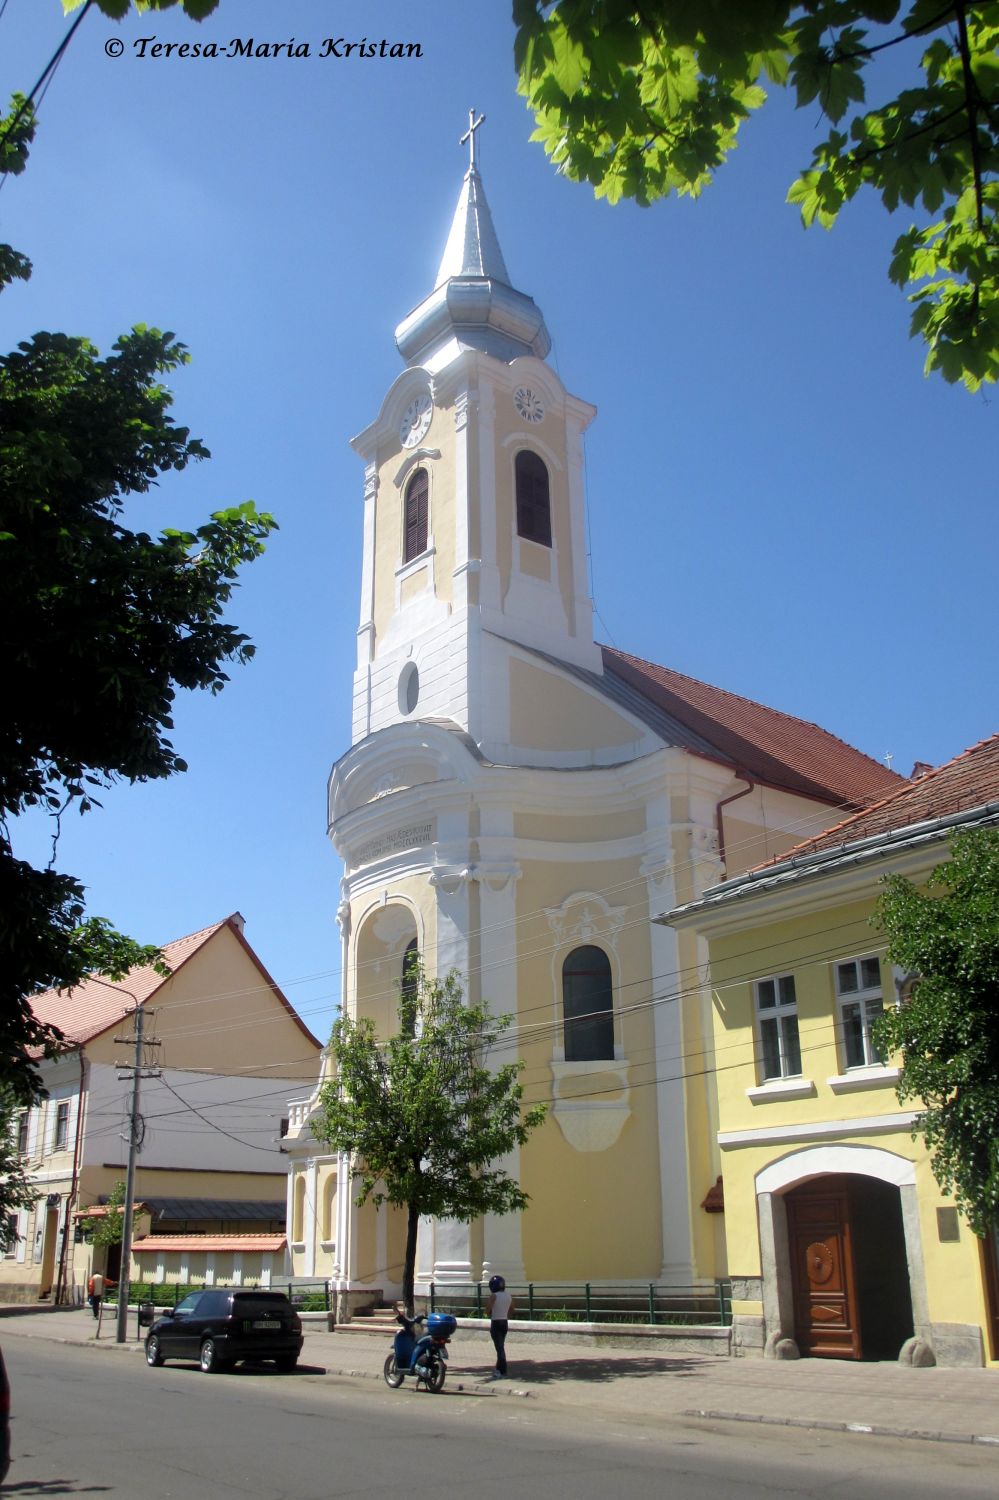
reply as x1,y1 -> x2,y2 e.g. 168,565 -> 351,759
719,1110 -> 918,1150
745,1078 -> 817,1104
755,1142 -> 917,1195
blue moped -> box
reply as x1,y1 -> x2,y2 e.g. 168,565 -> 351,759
383,1311 -> 457,1393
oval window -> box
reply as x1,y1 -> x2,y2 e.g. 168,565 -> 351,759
398,662 -> 419,716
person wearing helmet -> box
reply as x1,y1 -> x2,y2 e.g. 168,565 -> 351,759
486,1274 -> 514,1378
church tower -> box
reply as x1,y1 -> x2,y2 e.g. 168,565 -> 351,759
349,110 -> 601,759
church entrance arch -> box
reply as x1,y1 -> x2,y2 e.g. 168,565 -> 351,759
757,1145 -> 923,1361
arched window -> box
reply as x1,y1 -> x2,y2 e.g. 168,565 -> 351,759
515,450 -> 551,547
400,938 -> 419,1038
562,946 -> 614,1061
403,468 -> 429,562
292,1173 -> 306,1243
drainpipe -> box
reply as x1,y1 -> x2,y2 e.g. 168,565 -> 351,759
715,774 -> 755,877
54,1045 -> 87,1306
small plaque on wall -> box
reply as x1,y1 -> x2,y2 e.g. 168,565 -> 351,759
936,1206 -> 960,1242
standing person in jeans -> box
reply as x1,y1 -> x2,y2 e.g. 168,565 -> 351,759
486,1274 -> 514,1378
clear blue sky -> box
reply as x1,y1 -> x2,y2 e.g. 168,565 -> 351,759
4,1 -> 996,1047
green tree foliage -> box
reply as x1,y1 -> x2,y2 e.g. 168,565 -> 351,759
515,2 -> 999,390
79,1180 -> 131,1250
0,1087 -> 40,1243
1,49 -> 274,1107
63,1 -> 220,18
315,966 -> 546,1314
873,827 -> 999,1236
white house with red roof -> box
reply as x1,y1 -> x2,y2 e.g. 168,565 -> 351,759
4,914 -> 320,1304
284,134 -> 904,1313
665,735 -> 999,1366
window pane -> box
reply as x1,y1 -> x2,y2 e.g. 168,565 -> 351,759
837,961 -> 858,994
757,978 -> 776,1010
777,975 -> 797,1009
563,947 -> 613,1061
781,1015 -> 802,1076
760,1017 -> 782,1080
842,1002 -> 866,1067
861,957 -> 881,990
865,1000 -> 886,1063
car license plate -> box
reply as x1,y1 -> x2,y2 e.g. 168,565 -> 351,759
253,1319 -> 281,1329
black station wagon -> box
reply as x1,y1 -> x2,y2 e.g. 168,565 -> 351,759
145,1289 -> 304,1373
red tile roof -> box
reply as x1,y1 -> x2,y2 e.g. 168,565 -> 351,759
131,1234 -> 286,1254
602,647 -> 903,810
30,914 -> 320,1050
760,732 -> 999,865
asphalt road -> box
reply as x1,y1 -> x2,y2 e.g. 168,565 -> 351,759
3,1339 -> 998,1498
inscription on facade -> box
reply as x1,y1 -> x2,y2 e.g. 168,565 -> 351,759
355,821 -> 433,867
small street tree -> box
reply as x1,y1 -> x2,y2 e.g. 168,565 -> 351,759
79,1180 -> 132,1258
874,826 -> 999,1236
0,1086 -> 39,1246
314,966 -> 546,1315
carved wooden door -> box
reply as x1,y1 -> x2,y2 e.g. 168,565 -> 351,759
787,1181 -> 861,1359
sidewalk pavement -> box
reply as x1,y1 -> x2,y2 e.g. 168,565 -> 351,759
2,1306 -> 998,1450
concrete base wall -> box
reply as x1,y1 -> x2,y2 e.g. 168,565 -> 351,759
924,1321 -> 985,1368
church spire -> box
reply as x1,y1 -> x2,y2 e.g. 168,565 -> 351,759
395,111 -> 551,370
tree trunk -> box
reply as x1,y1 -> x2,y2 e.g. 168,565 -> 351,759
403,1203 -> 420,1317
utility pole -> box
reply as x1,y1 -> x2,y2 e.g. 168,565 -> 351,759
114,1006 -> 160,1344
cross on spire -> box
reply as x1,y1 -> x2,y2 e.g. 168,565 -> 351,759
460,108 -> 485,172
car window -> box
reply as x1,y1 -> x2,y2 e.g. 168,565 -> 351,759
196,1291 -> 231,1318
173,1293 -> 201,1316
231,1293 -> 294,1317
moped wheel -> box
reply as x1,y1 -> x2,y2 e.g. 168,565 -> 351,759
425,1358 -> 446,1393
383,1353 -> 405,1389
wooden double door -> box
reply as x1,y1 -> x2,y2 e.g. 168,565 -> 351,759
786,1175 -> 913,1360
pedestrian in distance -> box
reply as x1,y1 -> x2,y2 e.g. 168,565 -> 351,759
486,1273 -> 514,1378
87,1272 -> 113,1320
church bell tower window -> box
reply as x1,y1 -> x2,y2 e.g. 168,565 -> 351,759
403,468 -> 429,563
515,450 -> 552,548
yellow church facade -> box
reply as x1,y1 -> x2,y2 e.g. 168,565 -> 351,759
284,127 -> 901,1308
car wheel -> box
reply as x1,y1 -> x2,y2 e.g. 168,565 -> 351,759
425,1358 -> 446,1393
145,1335 -> 164,1368
199,1338 -> 228,1374
383,1353 -> 404,1388
274,1354 -> 298,1373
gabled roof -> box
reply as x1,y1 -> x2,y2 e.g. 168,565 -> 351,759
31,914 -> 319,1049
601,646 -> 903,810
757,732 -> 999,866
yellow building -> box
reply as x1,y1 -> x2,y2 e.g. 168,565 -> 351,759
285,126 -> 900,1312
4,914 -> 320,1304
665,735 -> 999,1367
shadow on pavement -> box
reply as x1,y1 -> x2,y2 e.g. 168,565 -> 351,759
460,1355 -> 708,1385
3,1482 -> 113,1495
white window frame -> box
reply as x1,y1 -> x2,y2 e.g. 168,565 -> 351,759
54,1100 -> 70,1152
754,973 -> 802,1081
834,954 -> 885,1069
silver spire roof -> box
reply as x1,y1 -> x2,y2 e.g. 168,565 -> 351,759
433,165 -> 512,288
395,118 -> 551,369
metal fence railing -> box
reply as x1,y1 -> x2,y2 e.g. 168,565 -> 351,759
104,1279 -> 332,1312
427,1280 -> 733,1327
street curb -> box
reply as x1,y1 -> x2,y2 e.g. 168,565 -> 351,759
683,1408 -> 999,1448
319,1363 -> 535,1398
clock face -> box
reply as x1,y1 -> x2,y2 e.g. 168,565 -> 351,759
399,393 -> 433,448
514,386 -> 545,424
